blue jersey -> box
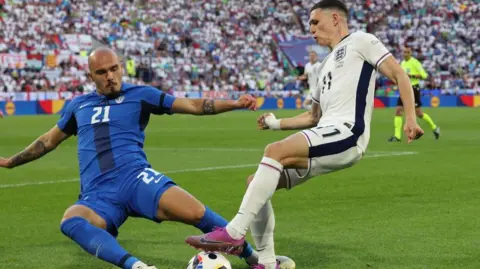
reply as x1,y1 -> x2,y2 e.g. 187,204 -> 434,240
57,83 -> 176,194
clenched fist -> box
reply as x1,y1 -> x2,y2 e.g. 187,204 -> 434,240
234,95 -> 257,111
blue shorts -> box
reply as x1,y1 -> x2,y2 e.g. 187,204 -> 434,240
75,167 -> 176,237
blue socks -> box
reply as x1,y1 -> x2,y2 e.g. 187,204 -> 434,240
60,217 -> 139,269
61,209 -> 258,268
195,206 -> 255,260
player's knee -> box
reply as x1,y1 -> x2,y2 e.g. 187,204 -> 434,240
61,206 -> 107,230
61,209 -> 77,226
264,142 -> 284,161
60,216 -> 87,237
416,111 -> 424,118
395,108 -> 403,116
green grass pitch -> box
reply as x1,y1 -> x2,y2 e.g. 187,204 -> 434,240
0,108 -> 479,269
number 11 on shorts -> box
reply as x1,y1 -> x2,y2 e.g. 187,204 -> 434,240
137,168 -> 164,184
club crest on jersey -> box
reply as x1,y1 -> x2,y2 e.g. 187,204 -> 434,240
334,46 -> 347,62
115,95 -> 124,104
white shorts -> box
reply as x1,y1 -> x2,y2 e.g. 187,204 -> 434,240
283,123 -> 364,189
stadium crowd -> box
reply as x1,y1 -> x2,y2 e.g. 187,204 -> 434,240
374,0 -> 479,92
0,0 -> 478,96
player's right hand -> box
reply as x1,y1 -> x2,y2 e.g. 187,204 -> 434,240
404,120 -> 424,143
235,94 -> 257,111
0,157 -> 12,169
257,113 -> 273,130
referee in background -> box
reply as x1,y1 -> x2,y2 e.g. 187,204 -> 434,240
389,47 -> 440,142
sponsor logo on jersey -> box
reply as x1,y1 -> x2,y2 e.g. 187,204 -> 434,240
115,95 -> 125,104
79,102 -> 92,109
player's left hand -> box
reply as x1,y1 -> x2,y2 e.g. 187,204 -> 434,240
257,113 -> 272,130
235,95 -> 257,111
404,120 -> 424,143
0,157 -> 12,169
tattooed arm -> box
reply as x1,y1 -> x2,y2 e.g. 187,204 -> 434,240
170,94 -> 257,115
0,126 -> 70,169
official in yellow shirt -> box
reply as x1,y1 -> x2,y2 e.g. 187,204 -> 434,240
389,47 -> 440,142
126,57 -> 136,78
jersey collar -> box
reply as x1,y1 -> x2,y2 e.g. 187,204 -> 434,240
120,82 -> 128,93
332,34 -> 351,50
93,83 -> 126,101
339,34 -> 351,43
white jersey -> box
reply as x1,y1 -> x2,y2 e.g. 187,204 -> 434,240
304,61 -> 322,90
311,31 -> 391,152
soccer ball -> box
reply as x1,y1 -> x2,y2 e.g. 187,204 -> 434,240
186,251 -> 232,269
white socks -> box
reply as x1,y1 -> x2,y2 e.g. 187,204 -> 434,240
226,157 -> 283,240
251,200 -> 276,267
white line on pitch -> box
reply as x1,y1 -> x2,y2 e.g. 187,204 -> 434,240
145,147 -> 262,152
0,151 -> 417,189
0,145 -> 263,152
0,145 -> 417,154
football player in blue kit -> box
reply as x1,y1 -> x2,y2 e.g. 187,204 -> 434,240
0,47 -> 294,269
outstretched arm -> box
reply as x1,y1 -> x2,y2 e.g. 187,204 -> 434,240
170,94 -> 257,115
354,32 -> 423,143
258,101 -> 321,131
0,125 -> 70,169
379,56 -> 424,142
379,57 -> 416,122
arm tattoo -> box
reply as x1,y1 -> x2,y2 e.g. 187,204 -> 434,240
202,99 -> 216,115
9,138 -> 52,168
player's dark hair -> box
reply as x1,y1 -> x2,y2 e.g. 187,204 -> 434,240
310,0 -> 348,17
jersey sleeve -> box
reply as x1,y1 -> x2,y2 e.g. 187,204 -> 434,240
56,99 -> 78,136
141,86 -> 176,115
357,33 -> 391,70
310,61 -> 324,103
310,80 -> 320,104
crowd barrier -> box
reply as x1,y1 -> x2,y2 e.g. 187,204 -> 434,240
0,96 -> 478,116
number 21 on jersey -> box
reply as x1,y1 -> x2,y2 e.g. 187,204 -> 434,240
91,106 -> 111,124
137,168 -> 164,184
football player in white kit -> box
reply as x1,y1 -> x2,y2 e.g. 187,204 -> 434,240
186,1 -> 425,268
298,51 -> 322,109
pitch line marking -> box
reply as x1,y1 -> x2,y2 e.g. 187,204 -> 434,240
0,151 -> 417,189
